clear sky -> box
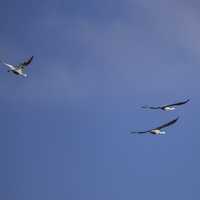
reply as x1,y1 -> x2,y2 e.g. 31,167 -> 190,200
0,0 -> 200,199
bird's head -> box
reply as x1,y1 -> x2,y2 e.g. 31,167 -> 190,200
159,131 -> 166,135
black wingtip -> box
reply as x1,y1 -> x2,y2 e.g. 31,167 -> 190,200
183,99 -> 190,104
130,131 -> 140,134
130,132 -> 137,134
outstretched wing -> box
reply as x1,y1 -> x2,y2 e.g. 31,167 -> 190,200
162,99 -> 190,108
18,56 -> 34,69
141,105 -> 161,110
130,130 -> 150,134
0,60 -> 15,70
155,117 -> 179,130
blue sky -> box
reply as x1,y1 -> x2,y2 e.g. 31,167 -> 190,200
1,0 -> 200,199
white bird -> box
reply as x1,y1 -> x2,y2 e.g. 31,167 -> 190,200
131,117 -> 179,135
142,99 -> 190,111
0,56 -> 33,77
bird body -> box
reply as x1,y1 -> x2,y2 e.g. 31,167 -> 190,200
163,106 -> 175,111
0,56 -> 33,77
150,129 -> 166,135
131,117 -> 179,135
142,99 -> 189,111
8,67 -> 27,77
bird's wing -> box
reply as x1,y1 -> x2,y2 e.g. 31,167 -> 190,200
18,56 -> 34,69
141,105 -> 161,110
0,60 -> 15,70
155,117 -> 179,130
130,130 -> 150,134
162,99 -> 190,108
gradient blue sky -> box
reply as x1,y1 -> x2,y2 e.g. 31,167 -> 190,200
1,0 -> 200,199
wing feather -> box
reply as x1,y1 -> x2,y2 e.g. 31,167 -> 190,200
141,106 -> 161,110
18,56 -> 34,68
162,99 -> 190,108
130,131 -> 149,134
0,60 -> 15,70
154,117 -> 179,130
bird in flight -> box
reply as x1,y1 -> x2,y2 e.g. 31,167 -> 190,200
142,99 -> 189,111
131,117 -> 179,135
0,56 -> 34,77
